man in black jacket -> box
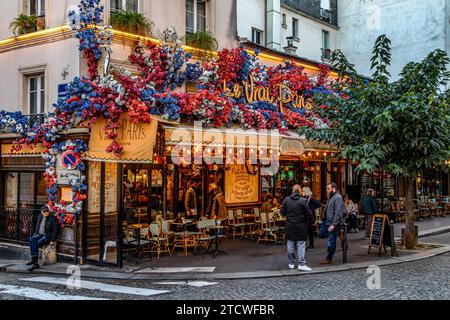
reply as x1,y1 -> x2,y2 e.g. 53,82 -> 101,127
281,185 -> 313,272
26,205 -> 59,271
301,187 -> 322,249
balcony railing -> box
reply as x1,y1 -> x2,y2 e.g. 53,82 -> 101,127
0,206 -> 40,244
321,48 -> 333,61
320,8 -> 333,24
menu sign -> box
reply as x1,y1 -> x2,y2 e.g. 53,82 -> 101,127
88,161 -> 101,214
104,163 -> 118,213
225,165 -> 260,205
368,214 -> 397,257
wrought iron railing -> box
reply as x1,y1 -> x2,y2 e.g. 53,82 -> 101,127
0,206 -> 40,244
320,8 -> 333,24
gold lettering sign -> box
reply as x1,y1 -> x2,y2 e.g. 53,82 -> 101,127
223,77 -> 312,110
86,113 -> 158,162
225,165 -> 260,205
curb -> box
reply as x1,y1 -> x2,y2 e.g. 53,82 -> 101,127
3,244 -> 450,281
419,226 -> 450,238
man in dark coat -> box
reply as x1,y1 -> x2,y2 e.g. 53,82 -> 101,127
26,205 -> 59,271
319,182 -> 344,265
301,187 -> 322,249
281,185 -> 313,271
359,189 -> 379,238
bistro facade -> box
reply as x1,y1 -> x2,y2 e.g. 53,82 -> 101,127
1,1 -> 449,267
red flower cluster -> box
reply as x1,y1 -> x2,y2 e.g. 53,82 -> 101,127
128,41 -> 167,91
284,109 -> 316,128
189,90 -> 233,127
128,100 -> 152,124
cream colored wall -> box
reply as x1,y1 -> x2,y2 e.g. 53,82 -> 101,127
0,38 -> 80,113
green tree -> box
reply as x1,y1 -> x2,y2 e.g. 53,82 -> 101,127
299,35 -> 450,249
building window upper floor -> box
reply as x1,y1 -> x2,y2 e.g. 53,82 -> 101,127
321,29 -> 331,60
186,0 -> 207,34
28,74 -> 46,115
110,0 -> 139,12
252,28 -> 263,45
292,17 -> 299,40
29,0 -> 45,16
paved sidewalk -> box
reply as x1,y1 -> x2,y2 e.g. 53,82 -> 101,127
394,216 -> 450,238
2,217 -> 450,280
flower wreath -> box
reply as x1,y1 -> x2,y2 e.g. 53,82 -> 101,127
43,139 -> 87,226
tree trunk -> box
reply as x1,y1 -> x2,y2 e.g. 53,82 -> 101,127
404,177 -> 417,249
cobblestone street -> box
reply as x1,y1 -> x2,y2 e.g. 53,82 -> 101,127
1,252 -> 450,300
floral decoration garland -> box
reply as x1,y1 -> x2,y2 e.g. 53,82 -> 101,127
43,139 -> 88,227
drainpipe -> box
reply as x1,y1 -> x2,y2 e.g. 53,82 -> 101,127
265,0 -> 281,50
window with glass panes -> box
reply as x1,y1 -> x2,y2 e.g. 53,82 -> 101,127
3,172 -> 46,209
252,28 -> 263,45
186,0 -> 207,34
28,75 -> 45,115
110,0 -> 138,12
29,0 -> 45,16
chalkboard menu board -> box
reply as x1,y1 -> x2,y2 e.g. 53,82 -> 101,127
370,215 -> 385,247
368,214 -> 397,257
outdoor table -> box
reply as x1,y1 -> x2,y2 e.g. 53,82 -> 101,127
206,224 -> 227,258
125,223 -> 150,259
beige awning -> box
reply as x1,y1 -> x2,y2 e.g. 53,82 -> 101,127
1,143 -> 45,157
85,113 -> 158,163
163,124 -> 337,156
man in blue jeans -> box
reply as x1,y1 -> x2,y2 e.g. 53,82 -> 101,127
319,183 -> 344,265
26,205 -> 59,272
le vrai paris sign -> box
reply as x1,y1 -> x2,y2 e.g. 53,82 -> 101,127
222,77 -> 313,110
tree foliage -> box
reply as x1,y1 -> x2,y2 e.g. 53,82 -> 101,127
299,34 -> 450,179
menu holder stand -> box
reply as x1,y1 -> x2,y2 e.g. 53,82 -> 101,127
368,214 -> 398,257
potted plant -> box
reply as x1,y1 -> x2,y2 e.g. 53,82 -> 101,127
10,14 -> 38,35
110,10 -> 152,36
185,31 -> 218,59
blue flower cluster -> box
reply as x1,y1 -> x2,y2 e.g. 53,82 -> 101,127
69,0 -> 105,64
0,110 -> 30,134
53,77 -> 97,118
155,94 -> 182,121
162,49 -> 204,91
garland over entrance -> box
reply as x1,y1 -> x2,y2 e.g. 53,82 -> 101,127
0,0 -> 341,226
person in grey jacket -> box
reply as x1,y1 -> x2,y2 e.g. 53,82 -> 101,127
280,185 -> 314,271
319,182 -> 344,265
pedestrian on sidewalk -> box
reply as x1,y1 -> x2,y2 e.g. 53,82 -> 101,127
26,205 -> 59,272
280,184 -> 314,272
319,182 -> 344,265
301,187 -> 322,249
344,194 -> 359,233
359,189 -> 379,238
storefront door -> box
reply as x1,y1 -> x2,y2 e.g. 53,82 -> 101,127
84,162 -> 121,266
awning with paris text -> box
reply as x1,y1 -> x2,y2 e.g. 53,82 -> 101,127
85,113 -> 159,163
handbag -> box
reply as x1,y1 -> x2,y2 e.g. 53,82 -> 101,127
42,243 -> 58,265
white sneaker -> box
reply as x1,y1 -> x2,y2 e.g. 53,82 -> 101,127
298,265 -> 312,272
288,263 -> 295,269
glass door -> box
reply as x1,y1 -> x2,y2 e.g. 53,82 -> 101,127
84,162 -> 120,266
